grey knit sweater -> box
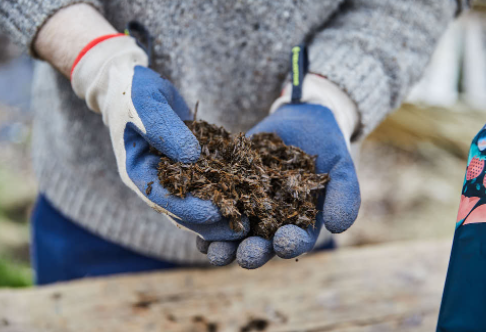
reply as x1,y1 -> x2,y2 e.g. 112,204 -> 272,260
0,0 -> 468,263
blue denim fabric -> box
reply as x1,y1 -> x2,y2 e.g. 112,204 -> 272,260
31,195 -> 186,285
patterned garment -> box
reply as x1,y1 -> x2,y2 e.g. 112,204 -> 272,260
437,125 -> 486,331
456,126 -> 486,228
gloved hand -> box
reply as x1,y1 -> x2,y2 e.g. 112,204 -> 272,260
71,33 -> 249,241
198,74 -> 361,268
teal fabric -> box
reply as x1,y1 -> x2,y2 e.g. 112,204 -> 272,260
437,223 -> 486,331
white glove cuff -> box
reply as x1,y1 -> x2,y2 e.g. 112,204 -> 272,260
270,74 -> 359,148
71,35 -> 149,114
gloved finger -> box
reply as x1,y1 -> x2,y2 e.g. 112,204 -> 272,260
272,221 -> 322,259
179,215 -> 250,241
207,241 -> 238,266
124,127 -> 222,224
196,236 -> 210,254
322,157 -> 361,233
236,236 -> 275,269
131,66 -> 200,163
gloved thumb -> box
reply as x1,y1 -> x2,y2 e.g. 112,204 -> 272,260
130,66 -> 200,163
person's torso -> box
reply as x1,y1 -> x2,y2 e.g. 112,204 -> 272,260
103,0 -> 343,131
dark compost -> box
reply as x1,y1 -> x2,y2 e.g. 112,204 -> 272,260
156,120 -> 329,239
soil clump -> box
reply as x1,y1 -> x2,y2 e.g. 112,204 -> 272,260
156,120 -> 329,239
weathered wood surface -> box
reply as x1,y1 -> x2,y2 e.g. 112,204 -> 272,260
0,240 -> 452,332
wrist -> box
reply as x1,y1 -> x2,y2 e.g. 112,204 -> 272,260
270,74 -> 359,145
71,35 -> 148,116
70,33 -> 127,79
34,4 -> 118,77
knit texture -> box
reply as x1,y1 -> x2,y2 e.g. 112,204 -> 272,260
0,0 -> 103,56
308,0 -> 461,139
0,0 -> 465,262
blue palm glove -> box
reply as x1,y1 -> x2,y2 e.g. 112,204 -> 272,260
199,103 -> 361,267
71,34 -> 248,241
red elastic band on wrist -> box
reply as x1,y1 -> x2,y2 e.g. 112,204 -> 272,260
70,33 -> 126,80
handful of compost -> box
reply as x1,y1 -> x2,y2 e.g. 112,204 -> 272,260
156,119 -> 329,239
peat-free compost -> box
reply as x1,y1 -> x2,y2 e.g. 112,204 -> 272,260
156,119 -> 329,239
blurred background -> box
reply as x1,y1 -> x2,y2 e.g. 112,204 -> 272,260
0,2 -> 485,288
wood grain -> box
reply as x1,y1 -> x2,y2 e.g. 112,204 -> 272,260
0,239 -> 452,332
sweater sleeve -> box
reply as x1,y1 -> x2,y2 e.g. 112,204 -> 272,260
0,0 -> 102,56
308,0 -> 470,139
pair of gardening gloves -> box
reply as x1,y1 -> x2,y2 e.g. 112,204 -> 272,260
71,33 -> 361,269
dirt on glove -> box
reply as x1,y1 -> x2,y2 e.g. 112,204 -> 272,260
156,119 -> 329,239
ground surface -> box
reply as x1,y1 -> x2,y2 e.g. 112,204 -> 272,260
0,239 -> 451,332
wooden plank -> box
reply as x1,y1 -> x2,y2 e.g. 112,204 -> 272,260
0,240 -> 452,332
368,103 -> 486,159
